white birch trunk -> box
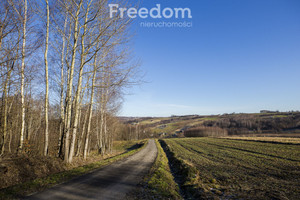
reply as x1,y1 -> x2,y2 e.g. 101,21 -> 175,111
44,0 -> 50,156
68,0 -> 88,163
64,0 -> 82,163
18,0 -> 27,153
83,51 -> 98,159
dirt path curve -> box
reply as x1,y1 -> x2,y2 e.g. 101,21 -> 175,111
25,139 -> 157,200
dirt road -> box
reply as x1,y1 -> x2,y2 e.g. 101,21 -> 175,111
26,139 -> 157,200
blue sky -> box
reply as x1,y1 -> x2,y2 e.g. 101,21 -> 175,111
120,0 -> 300,117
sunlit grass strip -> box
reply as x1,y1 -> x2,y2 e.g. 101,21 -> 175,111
221,136 -> 300,144
0,140 -> 147,200
145,140 -> 182,199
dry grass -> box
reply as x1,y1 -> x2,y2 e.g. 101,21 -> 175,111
222,136 -> 300,144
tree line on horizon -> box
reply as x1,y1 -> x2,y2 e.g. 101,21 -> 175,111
0,0 -> 141,163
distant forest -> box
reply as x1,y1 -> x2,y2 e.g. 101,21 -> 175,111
185,112 -> 300,137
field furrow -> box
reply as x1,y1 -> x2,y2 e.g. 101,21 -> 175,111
163,138 -> 300,200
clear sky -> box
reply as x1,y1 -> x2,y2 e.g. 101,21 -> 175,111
120,0 -> 300,117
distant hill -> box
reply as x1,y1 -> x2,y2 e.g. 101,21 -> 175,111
118,112 -> 300,138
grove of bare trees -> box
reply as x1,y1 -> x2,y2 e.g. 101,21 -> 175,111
0,0 -> 140,163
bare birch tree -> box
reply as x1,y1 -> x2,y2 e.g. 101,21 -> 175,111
43,0 -> 50,156
0,0 -> 141,161
9,0 -> 28,153
63,0 -> 83,163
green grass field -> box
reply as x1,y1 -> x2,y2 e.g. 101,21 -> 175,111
163,138 -> 300,200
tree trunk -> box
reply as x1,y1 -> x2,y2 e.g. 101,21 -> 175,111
44,0 -> 50,156
68,0 -> 87,163
99,97 -> 105,155
64,0 -> 82,163
76,108 -> 87,157
18,0 -> 27,154
58,11 -> 69,158
0,64 -> 13,155
83,52 -> 97,159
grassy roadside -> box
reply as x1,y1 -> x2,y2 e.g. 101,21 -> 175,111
0,140 -> 147,200
125,139 -> 182,200
145,139 -> 182,199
